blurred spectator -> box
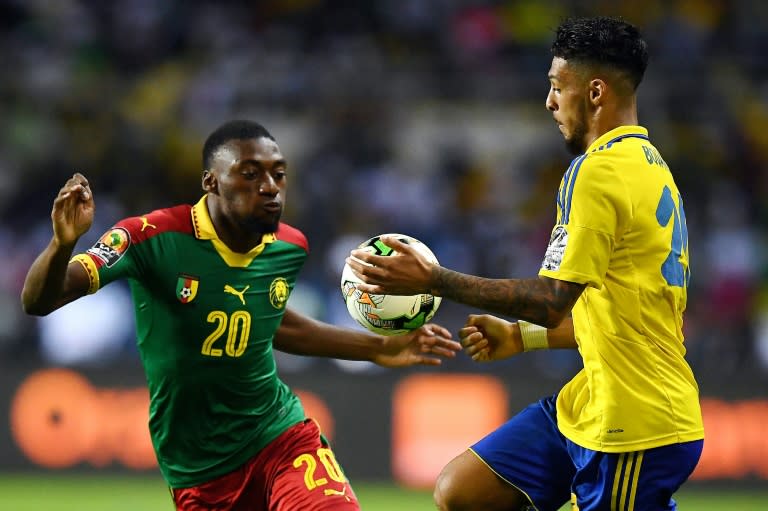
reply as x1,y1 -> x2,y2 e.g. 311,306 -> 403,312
4,0 -> 767,379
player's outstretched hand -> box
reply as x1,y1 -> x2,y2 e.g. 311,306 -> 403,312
373,323 -> 460,368
460,314 -> 523,362
52,173 -> 94,247
346,235 -> 434,296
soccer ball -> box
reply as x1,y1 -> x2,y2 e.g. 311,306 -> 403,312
340,233 -> 442,336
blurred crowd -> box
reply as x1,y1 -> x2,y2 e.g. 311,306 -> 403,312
1,0 -> 767,381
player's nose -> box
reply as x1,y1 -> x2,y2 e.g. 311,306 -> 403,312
258,175 -> 279,195
545,90 -> 557,112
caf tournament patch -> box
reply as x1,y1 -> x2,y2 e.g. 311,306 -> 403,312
88,227 -> 131,267
541,225 -> 568,271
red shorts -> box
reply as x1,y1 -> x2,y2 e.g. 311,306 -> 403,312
172,419 -> 359,511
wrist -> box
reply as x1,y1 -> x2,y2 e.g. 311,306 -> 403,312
428,264 -> 443,296
51,236 -> 77,253
370,334 -> 389,365
517,320 -> 548,351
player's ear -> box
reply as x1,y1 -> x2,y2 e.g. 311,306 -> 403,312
202,170 -> 217,193
588,78 -> 605,105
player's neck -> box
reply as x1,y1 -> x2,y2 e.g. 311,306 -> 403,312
586,103 -> 639,150
216,223 -> 265,253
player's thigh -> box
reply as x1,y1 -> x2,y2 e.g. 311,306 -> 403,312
437,396 -> 574,511
434,449 -> 530,511
569,439 -> 703,511
266,419 -> 360,511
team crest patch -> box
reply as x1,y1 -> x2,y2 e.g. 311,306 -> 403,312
541,225 -> 568,271
269,277 -> 290,309
176,274 -> 199,303
88,227 -> 131,267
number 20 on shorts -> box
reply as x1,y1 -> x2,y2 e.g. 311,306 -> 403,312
293,448 -> 347,490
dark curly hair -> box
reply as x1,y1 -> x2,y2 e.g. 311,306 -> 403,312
202,120 -> 275,171
552,16 -> 649,90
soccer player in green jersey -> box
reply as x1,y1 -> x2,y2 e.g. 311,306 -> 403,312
21,119 -> 461,510
347,17 -> 703,511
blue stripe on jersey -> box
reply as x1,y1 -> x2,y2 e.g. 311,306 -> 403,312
559,156 -> 581,219
592,133 -> 650,153
560,134 -> 648,224
562,154 -> 588,225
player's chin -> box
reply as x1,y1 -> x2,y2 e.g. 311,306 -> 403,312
246,215 -> 280,233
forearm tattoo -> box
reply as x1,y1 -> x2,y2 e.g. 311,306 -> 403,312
431,267 -> 583,326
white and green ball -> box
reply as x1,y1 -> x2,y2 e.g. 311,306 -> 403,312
341,233 -> 442,336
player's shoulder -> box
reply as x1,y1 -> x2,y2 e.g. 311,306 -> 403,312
586,131 -> 653,165
572,146 -> 626,183
113,204 -> 194,244
275,222 -> 309,252
566,151 -> 630,203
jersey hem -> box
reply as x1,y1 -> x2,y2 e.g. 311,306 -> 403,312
538,269 -> 596,287
163,416 -> 306,489
559,426 -> 705,453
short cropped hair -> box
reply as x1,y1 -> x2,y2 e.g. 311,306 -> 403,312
202,120 -> 275,171
552,16 -> 649,90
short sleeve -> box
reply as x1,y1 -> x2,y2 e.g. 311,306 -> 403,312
539,157 -> 631,288
71,219 -> 144,293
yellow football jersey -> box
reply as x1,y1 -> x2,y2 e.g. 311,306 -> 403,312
539,125 -> 704,452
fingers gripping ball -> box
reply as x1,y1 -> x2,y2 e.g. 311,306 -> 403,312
340,234 -> 441,335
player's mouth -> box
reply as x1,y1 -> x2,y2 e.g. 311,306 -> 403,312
263,201 -> 281,213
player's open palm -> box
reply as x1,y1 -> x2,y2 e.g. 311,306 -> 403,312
374,324 -> 460,367
52,173 -> 94,246
460,314 -> 523,362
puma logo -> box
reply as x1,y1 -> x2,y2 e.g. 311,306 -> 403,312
140,216 -> 157,231
323,486 -> 351,501
224,284 -> 250,305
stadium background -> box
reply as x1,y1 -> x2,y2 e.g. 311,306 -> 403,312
1,0 -> 767,509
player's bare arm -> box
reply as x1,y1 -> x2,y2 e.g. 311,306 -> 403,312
433,271 -> 584,328
274,308 -> 460,367
21,173 -> 94,315
348,235 -> 585,328
461,316 -> 577,362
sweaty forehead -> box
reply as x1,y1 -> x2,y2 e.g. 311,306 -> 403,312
213,137 -> 283,165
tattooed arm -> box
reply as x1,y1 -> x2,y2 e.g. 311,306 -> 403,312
432,269 -> 584,328
347,235 -> 585,328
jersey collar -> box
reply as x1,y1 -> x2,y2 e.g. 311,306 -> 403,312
586,125 -> 648,154
191,195 -> 277,267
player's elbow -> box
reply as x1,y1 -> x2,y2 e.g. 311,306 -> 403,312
538,277 -> 584,328
21,301 -> 52,316
22,304 -> 50,316
20,292 -> 54,316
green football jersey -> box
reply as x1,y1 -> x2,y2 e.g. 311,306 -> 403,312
72,196 -> 308,487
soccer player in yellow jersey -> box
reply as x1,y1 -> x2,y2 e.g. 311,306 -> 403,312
346,16 -> 703,511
